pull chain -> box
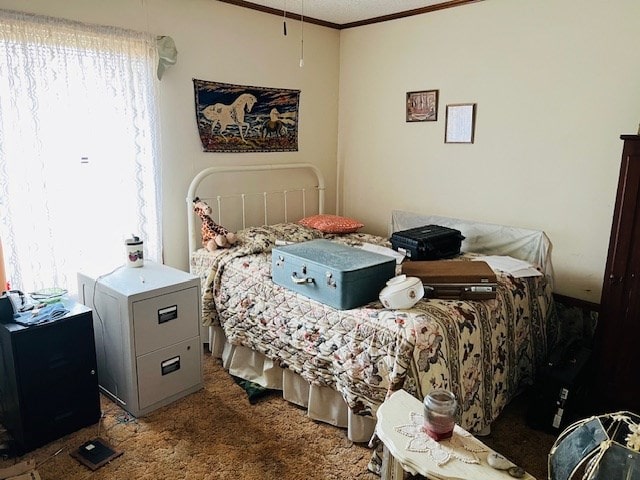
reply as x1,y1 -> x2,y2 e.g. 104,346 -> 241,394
299,0 -> 304,67
283,0 -> 287,36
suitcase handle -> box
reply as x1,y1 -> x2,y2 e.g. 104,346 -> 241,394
291,272 -> 314,284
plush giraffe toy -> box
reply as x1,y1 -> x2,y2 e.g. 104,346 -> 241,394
193,197 -> 237,251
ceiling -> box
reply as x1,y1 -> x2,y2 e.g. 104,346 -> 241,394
217,0 -> 483,29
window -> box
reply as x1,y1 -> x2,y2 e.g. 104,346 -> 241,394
0,9 -> 162,294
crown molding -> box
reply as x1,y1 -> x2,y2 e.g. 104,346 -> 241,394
217,0 -> 485,30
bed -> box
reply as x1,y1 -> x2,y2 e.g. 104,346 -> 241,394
187,163 -> 558,450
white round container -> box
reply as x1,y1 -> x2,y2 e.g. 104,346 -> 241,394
125,236 -> 144,268
379,274 -> 424,309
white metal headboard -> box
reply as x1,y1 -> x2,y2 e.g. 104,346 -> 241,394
186,163 -> 325,259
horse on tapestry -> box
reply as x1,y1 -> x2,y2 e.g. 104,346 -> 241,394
201,93 -> 257,143
261,107 -> 291,139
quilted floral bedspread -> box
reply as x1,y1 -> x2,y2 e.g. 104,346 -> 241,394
195,223 -> 556,433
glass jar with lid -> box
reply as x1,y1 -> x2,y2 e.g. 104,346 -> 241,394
423,389 -> 457,441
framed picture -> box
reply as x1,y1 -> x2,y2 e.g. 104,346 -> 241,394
406,90 -> 438,122
445,103 -> 476,143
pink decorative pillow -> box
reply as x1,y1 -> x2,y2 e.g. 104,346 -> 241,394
298,214 -> 364,234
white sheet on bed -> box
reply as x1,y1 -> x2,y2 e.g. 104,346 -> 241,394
390,210 -> 554,285
209,325 -> 377,443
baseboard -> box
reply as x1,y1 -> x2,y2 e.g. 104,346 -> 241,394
553,293 -> 599,313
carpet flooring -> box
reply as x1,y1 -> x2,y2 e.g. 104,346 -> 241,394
0,351 -> 557,479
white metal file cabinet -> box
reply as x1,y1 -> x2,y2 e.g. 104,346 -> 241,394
77,261 -> 203,417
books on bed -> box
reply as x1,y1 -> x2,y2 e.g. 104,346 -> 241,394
473,255 -> 542,278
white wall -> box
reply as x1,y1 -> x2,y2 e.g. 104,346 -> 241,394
0,0 -> 340,272
338,0 -> 640,302
3,0 -> 638,302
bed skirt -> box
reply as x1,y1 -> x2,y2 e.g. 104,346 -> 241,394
207,326 -> 377,443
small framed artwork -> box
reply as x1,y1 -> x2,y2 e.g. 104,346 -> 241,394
445,103 -> 477,143
406,90 -> 439,122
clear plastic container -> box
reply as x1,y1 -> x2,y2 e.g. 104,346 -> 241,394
423,389 -> 457,441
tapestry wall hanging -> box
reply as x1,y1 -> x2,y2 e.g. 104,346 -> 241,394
193,79 -> 300,153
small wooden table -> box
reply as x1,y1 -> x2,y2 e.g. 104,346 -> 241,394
375,390 -> 536,480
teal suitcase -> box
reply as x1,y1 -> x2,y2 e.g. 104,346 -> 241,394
271,239 -> 396,310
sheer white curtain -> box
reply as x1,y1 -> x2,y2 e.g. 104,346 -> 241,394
0,9 -> 162,294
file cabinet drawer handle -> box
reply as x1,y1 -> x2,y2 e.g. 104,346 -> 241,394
161,356 -> 180,375
158,305 -> 178,324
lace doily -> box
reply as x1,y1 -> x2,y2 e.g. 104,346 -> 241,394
395,412 -> 487,466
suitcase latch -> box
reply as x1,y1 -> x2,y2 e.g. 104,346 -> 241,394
325,272 -> 336,289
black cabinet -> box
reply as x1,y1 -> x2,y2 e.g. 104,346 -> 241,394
0,301 -> 101,453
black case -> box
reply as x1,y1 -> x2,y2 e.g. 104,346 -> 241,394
390,225 -> 465,260
0,294 -> 14,323
526,344 -> 591,433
